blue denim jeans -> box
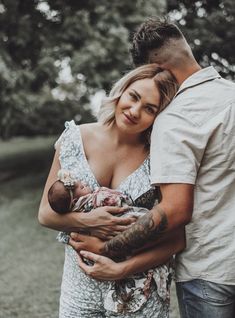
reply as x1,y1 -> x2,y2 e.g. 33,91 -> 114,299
176,279 -> 235,318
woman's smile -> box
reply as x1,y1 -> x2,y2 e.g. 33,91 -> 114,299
122,112 -> 138,125
115,78 -> 160,135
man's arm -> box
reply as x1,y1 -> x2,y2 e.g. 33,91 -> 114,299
116,227 -> 185,277
102,183 -> 194,257
77,227 -> 185,281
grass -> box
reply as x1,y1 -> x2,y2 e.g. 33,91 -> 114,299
0,136 -> 180,318
0,136 -> 64,318
0,136 -> 57,181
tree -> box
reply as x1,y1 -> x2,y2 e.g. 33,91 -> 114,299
0,0 -> 166,139
167,0 -> 235,79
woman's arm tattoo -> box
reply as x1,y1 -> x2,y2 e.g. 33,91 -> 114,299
103,205 -> 168,258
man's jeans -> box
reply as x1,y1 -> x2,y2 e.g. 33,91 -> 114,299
176,279 -> 235,318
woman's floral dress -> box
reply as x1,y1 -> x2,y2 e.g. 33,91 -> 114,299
56,121 -> 173,318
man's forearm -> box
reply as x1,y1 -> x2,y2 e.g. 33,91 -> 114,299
120,227 -> 185,278
102,205 -> 168,258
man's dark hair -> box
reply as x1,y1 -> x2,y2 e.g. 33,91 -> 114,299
48,180 -> 71,214
130,17 -> 184,66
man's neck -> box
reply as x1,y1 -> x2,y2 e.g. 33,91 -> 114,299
173,62 -> 202,86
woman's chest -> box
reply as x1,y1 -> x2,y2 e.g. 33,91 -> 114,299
86,153 -> 147,190
60,125 -> 157,205
73,151 -> 157,206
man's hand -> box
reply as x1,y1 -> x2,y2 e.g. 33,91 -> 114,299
77,250 -> 124,280
80,206 -> 136,240
69,232 -> 105,255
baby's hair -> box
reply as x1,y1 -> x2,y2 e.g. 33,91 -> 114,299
48,180 -> 72,214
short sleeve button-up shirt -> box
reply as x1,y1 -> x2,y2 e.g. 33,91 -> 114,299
151,66 -> 235,284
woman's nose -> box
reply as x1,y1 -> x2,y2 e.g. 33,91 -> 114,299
129,103 -> 141,118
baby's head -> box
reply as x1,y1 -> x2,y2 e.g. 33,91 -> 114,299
48,170 -> 91,214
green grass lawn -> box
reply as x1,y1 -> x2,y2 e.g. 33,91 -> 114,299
0,136 -> 64,318
0,136 -> 180,318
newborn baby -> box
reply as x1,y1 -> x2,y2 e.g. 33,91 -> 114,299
48,169 -> 133,214
48,169 -> 148,246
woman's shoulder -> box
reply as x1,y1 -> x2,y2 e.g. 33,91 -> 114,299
79,122 -> 101,133
79,122 -> 109,158
79,122 -> 105,141
61,120 -> 100,136
57,122 -> 101,163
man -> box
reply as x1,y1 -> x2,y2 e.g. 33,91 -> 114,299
71,17 -> 235,317
129,17 -> 235,318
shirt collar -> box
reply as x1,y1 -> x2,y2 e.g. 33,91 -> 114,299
176,66 -> 221,97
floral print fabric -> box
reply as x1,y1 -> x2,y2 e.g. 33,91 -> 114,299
57,121 -> 173,318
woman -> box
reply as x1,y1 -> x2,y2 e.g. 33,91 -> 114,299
38,64 -> 184,317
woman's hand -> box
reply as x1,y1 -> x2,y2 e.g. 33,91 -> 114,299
77,250 -> 125,280
69,232 -> 105,254
80,206 -> 137,240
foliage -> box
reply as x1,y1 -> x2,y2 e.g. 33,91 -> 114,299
167,0 -> 235,79
0,0 -> 165,139
1,0 -> 234,139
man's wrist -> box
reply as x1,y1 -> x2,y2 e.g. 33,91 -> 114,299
100,242 -> 122,261
100,242 -> 108,256
115,260 -> 131,279
72,212 -> 90,229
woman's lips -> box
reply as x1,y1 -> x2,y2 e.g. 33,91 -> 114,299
123,113 -> 137,124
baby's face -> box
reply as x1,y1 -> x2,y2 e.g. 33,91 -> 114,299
73,181 -> 91,198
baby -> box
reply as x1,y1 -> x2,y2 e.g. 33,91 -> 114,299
48,170 -> 147,245
48,169 -> 134,214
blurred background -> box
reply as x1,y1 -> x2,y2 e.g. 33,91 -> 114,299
0,0 -> 234,317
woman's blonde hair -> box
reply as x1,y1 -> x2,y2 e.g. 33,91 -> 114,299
97,63 -> 178,125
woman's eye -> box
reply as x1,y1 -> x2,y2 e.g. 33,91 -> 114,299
129,92 -> 138,101
145,106 -> 156,115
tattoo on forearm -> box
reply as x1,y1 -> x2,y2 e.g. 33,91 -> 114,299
103,205 -> 168,257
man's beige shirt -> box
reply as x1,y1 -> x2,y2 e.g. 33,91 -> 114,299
151,66 -> 235,285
